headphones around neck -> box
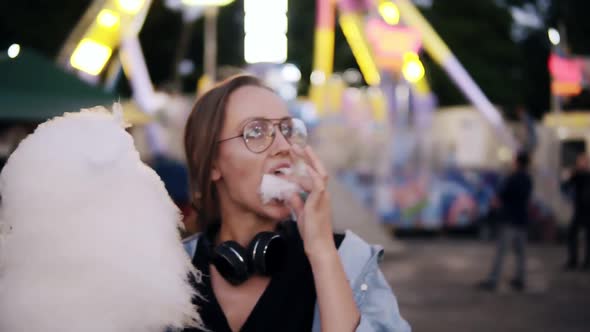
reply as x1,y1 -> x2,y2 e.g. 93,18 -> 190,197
203,222 -> 290,285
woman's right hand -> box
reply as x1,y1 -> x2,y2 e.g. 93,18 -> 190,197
284,145 -> 337,258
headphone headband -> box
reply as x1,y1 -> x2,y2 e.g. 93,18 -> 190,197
203,221 -> 290,285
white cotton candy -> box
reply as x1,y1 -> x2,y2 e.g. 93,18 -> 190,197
259,175 -> 302,204
0,104 -> 201,332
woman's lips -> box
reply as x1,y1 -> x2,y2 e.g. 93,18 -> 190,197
267,163 -> 293,178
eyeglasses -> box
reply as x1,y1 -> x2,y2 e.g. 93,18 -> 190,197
218,117 -> 307,153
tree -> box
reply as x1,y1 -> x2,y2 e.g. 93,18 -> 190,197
0,0 -> 92,59
418,0 -> 525,111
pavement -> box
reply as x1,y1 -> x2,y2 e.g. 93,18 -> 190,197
329,178 -> 406,255
382,239 -> 590,332
322,138 -> 589,332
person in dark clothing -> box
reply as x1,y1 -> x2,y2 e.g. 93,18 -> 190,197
0,156 -> 7,173
562,153 -> 590,270
151,154 -> 190,207
479,152 -> 533,291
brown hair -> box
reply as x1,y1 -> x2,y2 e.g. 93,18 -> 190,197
184,75 -> 267,230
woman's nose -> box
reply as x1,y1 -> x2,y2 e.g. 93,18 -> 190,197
269,129 -> 291,155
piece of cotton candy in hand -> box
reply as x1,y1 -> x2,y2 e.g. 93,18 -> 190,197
259,174 -> 302,204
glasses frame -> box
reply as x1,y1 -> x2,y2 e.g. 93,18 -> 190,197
218,117 -> 305,153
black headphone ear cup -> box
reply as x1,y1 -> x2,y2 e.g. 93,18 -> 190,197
211,241 -> 250,285
248,232 -> 286,276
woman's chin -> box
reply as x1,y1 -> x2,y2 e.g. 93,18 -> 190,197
260,201 -> 293,220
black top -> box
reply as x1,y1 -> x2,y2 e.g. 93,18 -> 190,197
498,170 -> 533,227
184,221 -> 345,332
563,170 -> 590,217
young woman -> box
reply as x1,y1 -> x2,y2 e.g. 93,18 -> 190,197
182,75 -> 410,332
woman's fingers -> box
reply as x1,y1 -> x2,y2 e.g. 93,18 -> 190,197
290,145 -> 329,184
291,144 -> 328,179
286,192 -> 305,220
306,163 -> 326,194
303,146 -> 329,180
290,145 -> 321,177
287,145 -> 330,210
285,163 -> 325,194
284,172 -> 313,192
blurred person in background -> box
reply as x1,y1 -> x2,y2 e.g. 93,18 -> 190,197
562,153 -> 590,270
515,105 -> 537,153
150,154 -> 191,209
478,152 -> 533,291
0,125 -> 34,172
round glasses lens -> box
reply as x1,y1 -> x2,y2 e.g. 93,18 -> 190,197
281,118 -> 307,147
244,120 -> 273,152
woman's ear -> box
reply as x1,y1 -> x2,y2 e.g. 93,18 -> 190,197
211,163 -> 221,181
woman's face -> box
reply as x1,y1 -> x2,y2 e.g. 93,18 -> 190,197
213,86 -> 293,221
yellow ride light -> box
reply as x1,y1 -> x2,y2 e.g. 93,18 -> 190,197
70,39 -> 113,76
181,0 -> 235,6
117,0 -> 145,14
402,52 -> 425,83
378,1 -> 400,25
97,9 -> 120,29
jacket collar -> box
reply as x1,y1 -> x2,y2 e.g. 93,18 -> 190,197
338,230 -> 384,284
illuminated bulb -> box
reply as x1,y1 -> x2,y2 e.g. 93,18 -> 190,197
548,28 -> 560,46
117,0 -> 145,14
310,71 -> 326,85
97,9 -> 120,29
70,39 -> 113,76
402,53 -> 425,83
379,2 -> 400,25
181,0 -> 234,5
7,44 -> 20,58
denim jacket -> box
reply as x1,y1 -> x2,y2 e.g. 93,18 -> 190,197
183,230 -> 411,332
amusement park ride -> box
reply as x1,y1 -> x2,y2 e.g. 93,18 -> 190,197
55,0 -> 517,149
